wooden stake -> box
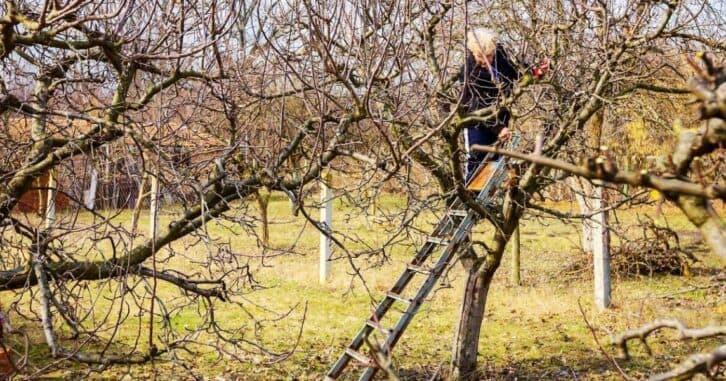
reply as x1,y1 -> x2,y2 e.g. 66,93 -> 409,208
149,172 -> 159,239
511,224 -> 521,285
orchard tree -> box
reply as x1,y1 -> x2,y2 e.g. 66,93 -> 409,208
0,0 -> 414,374
390,0 -> 725,378
0,0 -> 480,376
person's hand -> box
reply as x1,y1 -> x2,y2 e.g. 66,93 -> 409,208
539,57 -> 550,75
498,127 -> 511,141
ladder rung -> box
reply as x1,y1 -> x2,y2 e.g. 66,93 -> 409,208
427,236 -> 450,246
386,292 -> 413,305
406,264 -> 432,276
324,377 -> 336,381
366,320 -> 393,335
448,209 -> 468,217
345,348 -> 375,367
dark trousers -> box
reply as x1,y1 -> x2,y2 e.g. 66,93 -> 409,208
464,127 -> 498,180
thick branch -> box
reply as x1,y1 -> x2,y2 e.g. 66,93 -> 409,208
612,319 -> 726,360
0,108 -> 361,291
471,145 -> 726,259
649,345 -> 726,381
612,319 -> 726,380
470,145 -> 726,201
133,267 -> 228,302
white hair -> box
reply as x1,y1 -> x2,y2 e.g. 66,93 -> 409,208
466,28 -> 498,59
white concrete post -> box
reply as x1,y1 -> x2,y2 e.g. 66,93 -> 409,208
45,171 -> 56,229
83,167 -> 98,210
149,173 -> 159,239
319,171 -> 333,284
592,184 -> 611,310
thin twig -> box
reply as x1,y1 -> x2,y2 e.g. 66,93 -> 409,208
577,298 -> 632,380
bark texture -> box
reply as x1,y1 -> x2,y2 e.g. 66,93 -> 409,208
451,267 -> 494,379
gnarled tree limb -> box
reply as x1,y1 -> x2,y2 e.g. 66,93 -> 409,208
611,319 -> 725,381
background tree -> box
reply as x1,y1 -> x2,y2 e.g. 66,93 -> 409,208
0,0 -> 469,375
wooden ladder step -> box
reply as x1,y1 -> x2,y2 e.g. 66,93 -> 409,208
448,209 -> 468,217
406,264 -> 432,276
345,348 -> 375,367
386,292 -> 413,305
366,320 -> 393,335
427,236 -> 450,246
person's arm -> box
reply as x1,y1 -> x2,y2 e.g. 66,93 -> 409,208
493,46 -> 548,141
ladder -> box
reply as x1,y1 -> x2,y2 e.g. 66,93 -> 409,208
324,136 -> 520,381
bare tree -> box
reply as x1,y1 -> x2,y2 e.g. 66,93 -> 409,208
0,0 -> 380,375
395,0 -> 725,378
475,53 -> 724,379
0,0 -> 471,376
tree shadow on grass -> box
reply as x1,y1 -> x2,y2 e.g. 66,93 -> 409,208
392,354 -> 666,380
2,325 -> 171,380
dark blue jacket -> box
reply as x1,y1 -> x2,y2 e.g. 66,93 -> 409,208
457,45 -> 523,139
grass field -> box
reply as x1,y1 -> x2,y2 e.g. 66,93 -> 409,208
3,194 -> 724,380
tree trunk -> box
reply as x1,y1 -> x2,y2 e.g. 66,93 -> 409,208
32,244 -> 58,357
451,269 -> 494,380
130,171 -> 148,237
255,190 -> 270,246
45,170 -> 56,229
448,170 -> 528,377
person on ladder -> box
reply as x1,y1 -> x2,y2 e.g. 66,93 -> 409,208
456,28 -> 549,181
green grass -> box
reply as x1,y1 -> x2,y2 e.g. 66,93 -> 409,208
2,195 -> 724,380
